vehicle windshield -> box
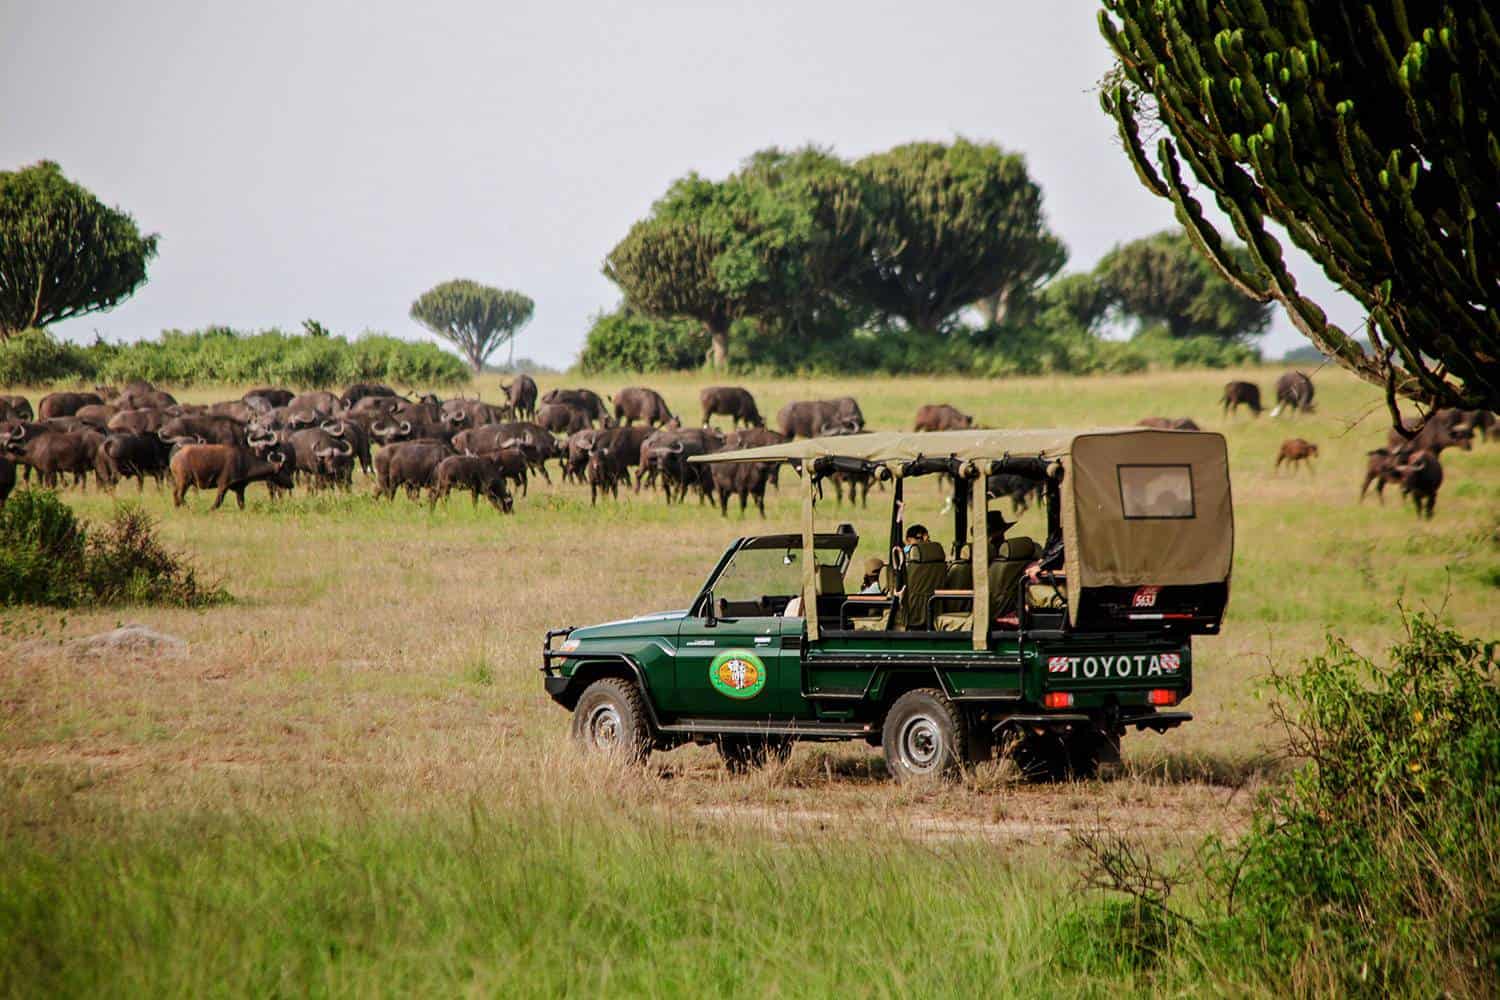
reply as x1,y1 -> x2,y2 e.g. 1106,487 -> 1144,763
711,543 -> 844,607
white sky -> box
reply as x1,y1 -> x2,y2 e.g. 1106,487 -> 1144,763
1,0 -> 1361,368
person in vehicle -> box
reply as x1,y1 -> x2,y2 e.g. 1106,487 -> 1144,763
898,526 -> 947,630
903,523 -> 930,552
858,557 -> 886,594
987,510 -> 1040,623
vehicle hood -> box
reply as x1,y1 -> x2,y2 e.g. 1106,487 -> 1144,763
571,609 -> 688,640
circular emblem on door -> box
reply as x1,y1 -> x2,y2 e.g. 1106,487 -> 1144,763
709,650 -> 766,699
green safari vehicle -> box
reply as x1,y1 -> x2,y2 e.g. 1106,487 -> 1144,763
542,427 -> 1233,781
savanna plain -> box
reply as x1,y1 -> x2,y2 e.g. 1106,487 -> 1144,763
2,366 -> 1496,996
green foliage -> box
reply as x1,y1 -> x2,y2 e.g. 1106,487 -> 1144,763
0,328 -> 98,386
1128,326 -> 1261,369
0,490 -> 224,607
1099,1 -> 1500,412
576,307 -> 706,373
408,280 -> 534,373
0,161 -> 159,337
851,140 -> 1067,334
1095,230 -> 1271,341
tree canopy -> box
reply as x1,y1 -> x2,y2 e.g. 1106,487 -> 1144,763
0,161 -> 159,338
409,280 -> 533,372
1096,229 -> 1272,341
850,140 -> 1066,335
1099,0 -> 1500,415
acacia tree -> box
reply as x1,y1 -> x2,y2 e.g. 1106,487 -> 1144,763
850,140 -> 1066,335
1099,1 -> 1500,415
1096,229 -> 1272,340
0,161 -> 159,338
409,280 -> 534,372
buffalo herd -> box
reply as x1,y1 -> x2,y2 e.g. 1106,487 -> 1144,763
0,371 -> 1491,522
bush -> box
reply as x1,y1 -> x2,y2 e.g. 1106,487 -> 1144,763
1129,326 -> 1261,368
577,309 -> 707,373
0,329 -> 99,386
0,490 -> 225,607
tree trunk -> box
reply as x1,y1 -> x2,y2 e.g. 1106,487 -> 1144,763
709,327 -> 729,369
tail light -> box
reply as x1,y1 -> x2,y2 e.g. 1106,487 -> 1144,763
1148,689 -> 1178,706
1044,691 -> 1074,709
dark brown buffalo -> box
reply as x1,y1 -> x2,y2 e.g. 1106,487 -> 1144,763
121,389 -> 177,411
778,400 -> 841,439
285,391 -> 341,427
1138,417 -> 1201,431
170,443 -> 293,509
5,428 -> 103,488
1388,416 -> 1474,454
584,431 -> 630,505
340,383 -> 399,409
285,428 -> 355,487
431,455 -> 514,512
347,395 -> 405,422
709,458 -> 772,518
913,404 -> 974,432
73,403 -> 118,427
244,387 -> 295,409
107,408 -> 168,435
454,421 -> 555,481
374,439 -> 454,500
319,419 -> 373,475
1272,372 -> 1315,415
1275,438 -> 1319,473
469,446 -> 530,496
536,402 -> 592,436
1396,450 -> 1443,518
541,388 -> 609,424
0,395 -> 32,421
501,374 -> 538,419
440,397 -> 510,430
1221,380 -> 1262,417
1359,448 -> 1404,502
700,386 -> 762,428
638,427 -> 721,502
987,473 -> 1043,513
38,391 -> 104,420
1449,409 -> 1496,441
722,427 -> 787,486
95,432 -> 172,491
206,399 -> 257,423
369,417 -> 450,445
563,427 -> 602,482
613,386 -> 675,427
159,415 -> 246,447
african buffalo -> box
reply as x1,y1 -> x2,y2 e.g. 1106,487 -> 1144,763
244,387 -> 295,410
613,386 -> 676,427
95,432 -> 171,492
38,391 -> 104,420
914,404 -> 974,432
121,389 -> 177,411
1275,438 -> 1319,473
584,433 -> 630,505
205,399 -> 257,423
1388,416 -> 1473,455
1359,448 -> 1404,502
170,443 -> 293,509
319,419 -> 372,475
374,440 -> 454,500
107,408 -> 168,435
468,445 -> 531,496
4,427 -> 101,489
700,386 -> 762,429
1221,380 -> 1262,417
431,455 -> 514,512
778,399 -> 865,439
1396,450 -> 1443,518
709,458 -> 772,518
340,383 -> 400,409
369,417 -> 450,445
536,402 -> 592,436
72,403 -> 118,428
1272,372 -> 1315,415
158,415 -> 247,447
285,391 -> 341,427
440,397 -> 511,430
541,388 -> 609,424
638,427 -> 721,502
501,374 -> 538,419
0,395 -> 33,421
1138,417 -> 1201,431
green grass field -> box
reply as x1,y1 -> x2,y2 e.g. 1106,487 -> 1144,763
2,365 -> 1496,996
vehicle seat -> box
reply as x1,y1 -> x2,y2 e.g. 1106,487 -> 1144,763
988,536 -> 1040,625
897,541 -> 948,630
815,564 -> 844,595
944,560 -> 973,589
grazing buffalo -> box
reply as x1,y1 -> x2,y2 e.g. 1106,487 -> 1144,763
541,388 -> 609,424
536,402 -> 592,436
778,398 -> 865,439
170,443 -> 294,510
431,455 -> 514,512
340,383 -> 399,409
3,427 -> 100,488
0,395 -> 33,421
456,421 -> 557,481
1221,381 -> 1262,417
0,457 -> 13,506
244,387 -> 295,410
1137,417 -> 1201,431
469,445 -> 530,496
107,408 -> 168,435
584,432 -> 631,505
722,427 -> 787,486
1396,450 -> 1443,518
700,386 -> 762,429
95,432 -> 171,491
613,386 -> 676,427
1272,372 -> 1315,415
38,391 -> 104,420
987,473 -> 1044,513
374,440 -> 454,500
710,459 -> 772,518
501,374 -> 539,419
159,415 -> 247,447
1275,438 -> 1319,473
914,404 -> 974,432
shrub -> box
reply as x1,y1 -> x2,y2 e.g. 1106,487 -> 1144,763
0,329 -> 98,386
577,308 -> 707,373
0,490 -> 225,607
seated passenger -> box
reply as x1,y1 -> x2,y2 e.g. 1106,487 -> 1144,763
858,557 -> 886,594
897,537 -> 948,630
986,511 -> 1039,623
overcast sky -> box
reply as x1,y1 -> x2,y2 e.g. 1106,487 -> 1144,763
2,0 -> 1361,368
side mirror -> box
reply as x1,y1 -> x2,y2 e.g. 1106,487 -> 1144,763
703,592 -> 718,627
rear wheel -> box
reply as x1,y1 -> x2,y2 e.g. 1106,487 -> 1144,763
716,734 -> 794,773
881,688 -> 970,782
570,678 -> 652,764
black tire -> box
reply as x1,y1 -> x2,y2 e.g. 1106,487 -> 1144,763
1009,732 -> 1069,783
716,734 -> 794,774
881,688 -> 970,782
570,678 -> 652,764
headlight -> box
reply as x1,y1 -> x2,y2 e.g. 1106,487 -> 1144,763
559,638 -> 581,652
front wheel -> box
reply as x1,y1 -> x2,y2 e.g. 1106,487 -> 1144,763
881,688 -> 970,782
570,678 -> 652,764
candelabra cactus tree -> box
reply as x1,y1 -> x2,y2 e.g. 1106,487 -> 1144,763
1098,1 -> 1499,418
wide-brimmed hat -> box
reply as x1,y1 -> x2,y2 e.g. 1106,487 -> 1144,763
986,510 -> 1015,532
862,556 -> 885,576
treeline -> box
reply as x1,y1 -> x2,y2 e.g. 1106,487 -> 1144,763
582,140 -> 1270,375
0,326 -> 469,388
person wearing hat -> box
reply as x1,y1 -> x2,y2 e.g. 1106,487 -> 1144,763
858,556 -> 887,594
986,509 -> 1015,560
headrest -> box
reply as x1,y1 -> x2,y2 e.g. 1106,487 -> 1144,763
815,563 -> 845,595
998,536 -> 1040,561
911,541 -> 947,563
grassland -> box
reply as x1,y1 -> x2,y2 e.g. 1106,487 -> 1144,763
1,365 -> 1496,995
